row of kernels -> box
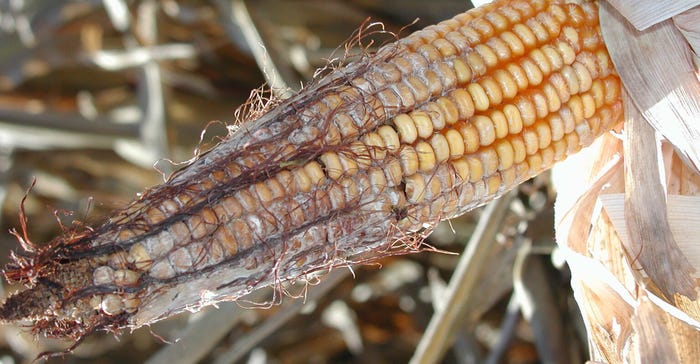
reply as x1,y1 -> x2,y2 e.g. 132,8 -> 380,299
91,292 -> 141,316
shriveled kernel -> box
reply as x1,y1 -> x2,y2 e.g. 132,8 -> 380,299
304,161 -> 325,185
480,148 -> 499,176
363,132 -> 387,160
450,89 -> 475,119
394,114 -> 418,144
384,158 -> 403,186
430,134 -> 450,163
128,243 -> 152,270
480,77 -> 504,106
451,158 -> 470,181
437,97 -> 459,124
445,129 -> 465,158
339,150 -> 360,173
490,110 -> 509,138
503,104 -> 523,133
214,225 -> 237,254
101,294 -> 123,316
415,141 -> 437,172
320,152 -> 343,180
458,122 -> 481,153
410,110 -> 434,138
467,83 -> 490,111
466,52 -> 487,77
467,156 -> 484,183
254,182 -> 273,203
293,167 -> 313,192
405,174 -> 427,203
340,177 -> 360,204
93,266 -> 115,285
114,269 -> 139,286
399,145 -> 419,176
368,168 -> 388,192
493,70 -> 518,99
327,182 -> 346,210
423,102 -> 446,130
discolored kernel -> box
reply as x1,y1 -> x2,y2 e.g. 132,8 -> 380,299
415,141 -> 437,172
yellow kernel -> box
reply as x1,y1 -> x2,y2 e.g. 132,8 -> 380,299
568,95 -> 584,122
565,132 -> 581,153
394,114 -> 418,144
590,80 -> 605,108
472,115 -> 496,146
513,23 -> 536,49
548,115 -> 565,141
534,121 -> 552,149
561,65 -> 580,95
480,77 -> 504,106
415,141 -> 436,172
376,88 -> 400,111
506,63 -> 528,90
503,104 -> 523,134
466,51 -> 487,77
266,178 -> 285,200
430,134 -> 451,163
562,26 -> 580,51
526,18 -> 548,42
486,174 -> 502,195
522,128 -> 539,155
405,174 -> 427,203
485,10 -> 509,31
378,125 -> 400,153
531,90 -> 550,118
424,102 -> 446,130
437,97 -> 459,125
320,152 -> 343,179
341,178 -> 360,203
480,148 -> 499,176
581,93 -> 596,119
500,31 -> 525,57
538,11 -> 561,38
384,158 -> 403,186
254,182 -> 273,203
493,70 -> 518,100
553,139 -> 568,161
293,168 -> 312,192
467,156 -> 484,183
411,110 -> 434,138
304,161 -> 325,185
548,73 -> 571,103
129,244 -> 152,270
334,113 -> 360,139
542,83 -> 561,112
556,41 -> 576,65
596,50 -> 613,76
450,88 -> 475,119
541,146 -> 555,168
451,158 -> 470,181
515,97 -> 537,126
501,166 -> 517,187
399,145 -> 419,176
530,48 -> 551,75
459,122 -> 481,153
433,38 -> 457,57
445,129 -> 465,158
573,62 -> 592,92
237,190 -> 258,212
363,132 -> 387,161
487,37 -> 511,61
453,58 -> 473,84
393,82 -> 416,109
527,153 -> 543,174
491,110 -> 509,139
475,44 -> 498,68
541,44 -> 563,70
604,78 -> 621,105
548,3 -> 567,23
509,136 -> 527,163
520,58 -> 543,86
467,83 -> 490,111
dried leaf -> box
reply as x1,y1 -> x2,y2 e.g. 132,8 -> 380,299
605,0 -> 700,30
600,1 -> 700,175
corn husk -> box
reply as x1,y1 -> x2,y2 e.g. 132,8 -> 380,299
553,2 -> 700,362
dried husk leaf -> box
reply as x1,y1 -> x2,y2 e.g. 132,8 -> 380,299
673,6 -> 700,68
600,1 -> 700,175
605,0 -> 700,30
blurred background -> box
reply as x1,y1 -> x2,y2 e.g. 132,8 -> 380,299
0,1 -> 588,363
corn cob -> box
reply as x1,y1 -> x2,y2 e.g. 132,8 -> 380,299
0,0 -> 622,341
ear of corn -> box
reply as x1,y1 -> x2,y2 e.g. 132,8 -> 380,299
0,0 -> 621,340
